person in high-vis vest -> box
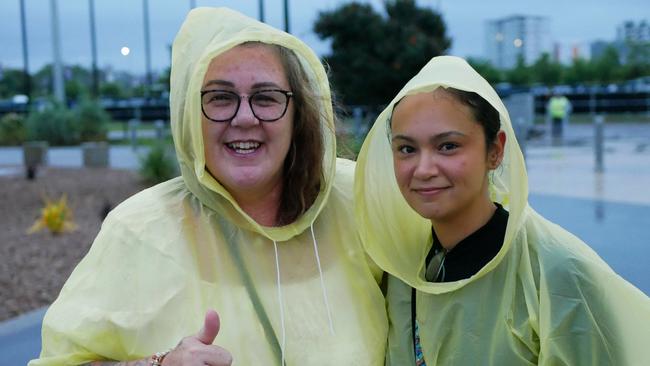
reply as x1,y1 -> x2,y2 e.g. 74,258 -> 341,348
547,91 -> 571,141
355,56 -> 650,365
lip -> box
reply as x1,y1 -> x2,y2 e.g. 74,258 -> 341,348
411,186 -> 448,196
224,139 -> 263,156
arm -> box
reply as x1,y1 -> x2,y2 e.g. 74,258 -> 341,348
82,361 -> 149,366
80,311 -> 232,366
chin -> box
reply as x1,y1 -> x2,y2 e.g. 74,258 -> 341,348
410,202 -> 448,222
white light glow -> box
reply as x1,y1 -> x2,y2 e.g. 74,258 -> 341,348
120,46 -> 130,56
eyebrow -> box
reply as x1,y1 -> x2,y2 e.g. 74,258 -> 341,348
392,131 -> 467,143
202,79 -> 284,90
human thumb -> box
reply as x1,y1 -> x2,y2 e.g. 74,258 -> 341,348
196,309 -> 220,345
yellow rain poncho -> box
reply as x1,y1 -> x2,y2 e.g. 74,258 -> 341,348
31,7 -> 386,365
355,56 -> 650,365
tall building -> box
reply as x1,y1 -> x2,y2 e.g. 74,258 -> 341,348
485,15 -> 551,69
617,20 -> 650,43
591,19 -> 649,63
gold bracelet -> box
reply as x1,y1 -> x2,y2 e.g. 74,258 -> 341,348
150,349 -> 171,366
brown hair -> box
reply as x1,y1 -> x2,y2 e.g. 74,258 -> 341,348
441,88 -> 501,151
272,44 -> 326,225
388,87 -> 501,152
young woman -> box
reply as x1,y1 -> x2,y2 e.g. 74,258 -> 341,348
31,8 -> 387,365
355,56 -> 650,365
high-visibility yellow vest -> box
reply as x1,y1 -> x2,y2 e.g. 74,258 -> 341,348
549,96 -> 569,118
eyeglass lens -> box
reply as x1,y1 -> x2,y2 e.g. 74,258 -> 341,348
201,90 -> 290,122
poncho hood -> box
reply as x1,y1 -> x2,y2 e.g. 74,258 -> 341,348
355,56 -> 528,293
170,7 -> 336,241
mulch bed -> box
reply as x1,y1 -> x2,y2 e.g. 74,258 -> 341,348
0,166 -> 147,322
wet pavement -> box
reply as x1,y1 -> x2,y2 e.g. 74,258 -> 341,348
1,122 -> 649,365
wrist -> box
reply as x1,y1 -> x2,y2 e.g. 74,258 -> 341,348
150,349 -> 171,366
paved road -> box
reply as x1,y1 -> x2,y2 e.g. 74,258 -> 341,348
1,122 -> 649,365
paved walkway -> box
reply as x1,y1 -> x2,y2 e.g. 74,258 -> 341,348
1,122 -> 649,365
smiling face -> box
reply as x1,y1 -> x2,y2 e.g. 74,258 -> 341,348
391,89 -> 503,224
201,44 -> 294,204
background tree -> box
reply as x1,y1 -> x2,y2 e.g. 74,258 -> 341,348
530,53 -> 563,85
506,55 -> 531,86
314,0 -> 450,106
563,57 -> 596,85
622,40 -> 650,80
467,58 -> 502,84
593,46 -> 623,84
0,68 -> 27,99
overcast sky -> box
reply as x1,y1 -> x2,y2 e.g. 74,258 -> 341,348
0,0 -> 647,74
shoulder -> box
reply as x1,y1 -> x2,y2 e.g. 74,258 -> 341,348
106,177 -> 193,225
519,209 -> 632,304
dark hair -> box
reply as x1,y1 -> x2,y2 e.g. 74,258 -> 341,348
388,87 -> 501,151
272,44 -> 325,225
440,88 -> 501,151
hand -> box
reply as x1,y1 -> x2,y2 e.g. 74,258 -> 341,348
162,310 -> 233,366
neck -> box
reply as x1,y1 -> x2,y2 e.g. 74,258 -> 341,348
232,183 -> 283,227
432,197 -> 496,252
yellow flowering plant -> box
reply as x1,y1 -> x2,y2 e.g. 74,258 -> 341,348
28,194 -> 76,235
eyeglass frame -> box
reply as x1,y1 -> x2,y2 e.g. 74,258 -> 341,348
200,89 -> 294,123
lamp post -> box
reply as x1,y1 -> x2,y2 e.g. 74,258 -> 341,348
89,0 -> 99,97
259,0 -> 265,22
143,0 -> 152,99
50,0 -> 66,103
283,0 -> 290,33
19,0 -> 31,104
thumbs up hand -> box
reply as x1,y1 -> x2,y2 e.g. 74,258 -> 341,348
162,310 -> 233,365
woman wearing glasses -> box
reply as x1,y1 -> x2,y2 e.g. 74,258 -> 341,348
355,56 -> 650,365
31,8 -> 386,366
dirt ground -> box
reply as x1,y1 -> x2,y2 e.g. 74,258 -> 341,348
0,167 -> 146,322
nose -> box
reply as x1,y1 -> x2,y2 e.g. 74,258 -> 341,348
413,152 -> 439,180
230,98 -> 259,127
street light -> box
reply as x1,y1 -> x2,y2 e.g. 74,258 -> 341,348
259,0 -> 265,22
284,0 -> 290,33
19,0 -> 31,103
89,0 -> 99,97
50,0 -> 66,103
143,0 -> 152,99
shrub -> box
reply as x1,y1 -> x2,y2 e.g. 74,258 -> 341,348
139,142 -> 179,185
25,102 -> 79,145
75,98 -> 110,141
0,113 -> 27,145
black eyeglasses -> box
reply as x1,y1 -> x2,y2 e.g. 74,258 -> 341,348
200,89 -> 293,122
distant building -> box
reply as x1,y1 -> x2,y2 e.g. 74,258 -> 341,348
591,19 -> 649,63
485,15 -> 551,69
617,20 -> 650,43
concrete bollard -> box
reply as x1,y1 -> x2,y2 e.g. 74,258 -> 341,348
82,141 -> 109,167
154,119 -> 165,140
22,141 -> 49,180
128,119 -> 140,150
594,115 -> 604,172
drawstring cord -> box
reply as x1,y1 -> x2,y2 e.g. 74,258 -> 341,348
310,224 -> 335,335
271,225 -> 335,365
272,240 -> 286,365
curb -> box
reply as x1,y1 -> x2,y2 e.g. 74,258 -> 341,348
0,306 -> 47,337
